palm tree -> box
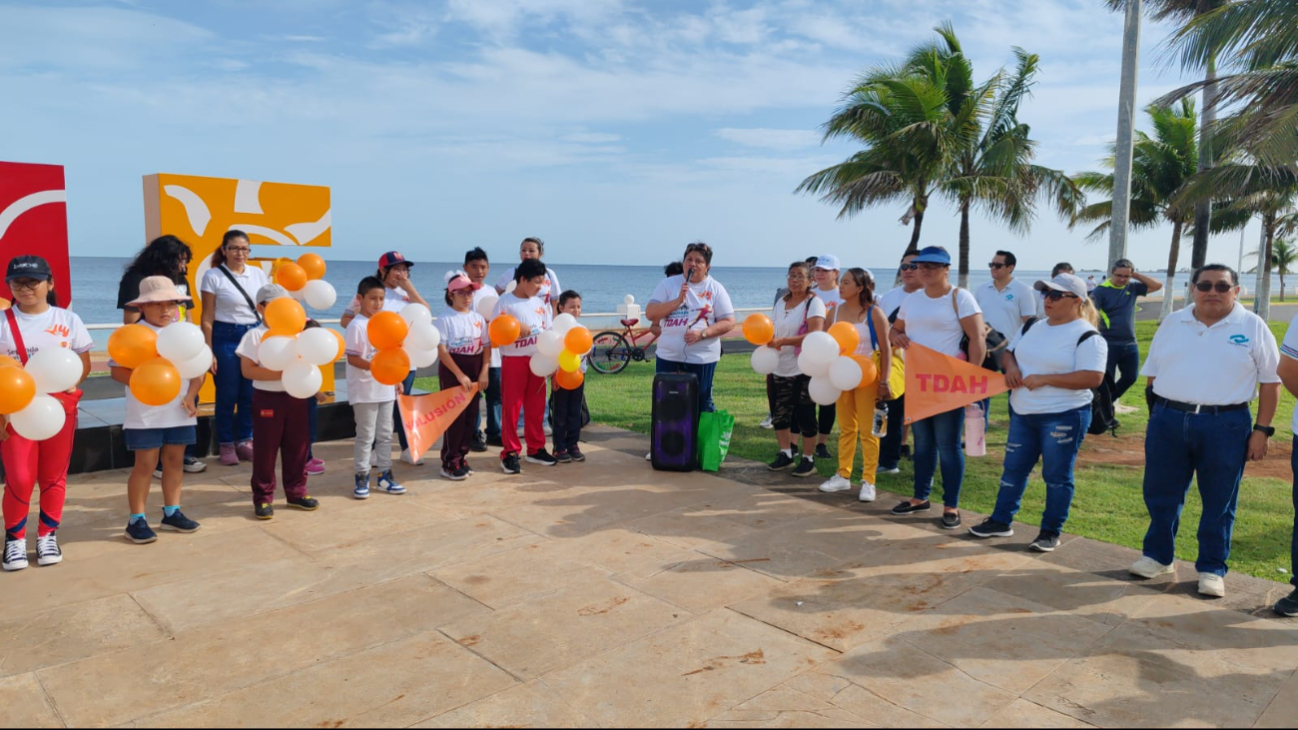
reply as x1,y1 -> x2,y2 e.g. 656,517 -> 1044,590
1249,238 -> 1298,301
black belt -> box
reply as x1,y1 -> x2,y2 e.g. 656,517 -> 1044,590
1154,396 -> 1249,415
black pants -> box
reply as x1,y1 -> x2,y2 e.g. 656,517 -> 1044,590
437,353 -> 484,471
771,374 -> 816,438
818,403 -> 836,438
879,393 -> 907,469
551,383 -> 585,453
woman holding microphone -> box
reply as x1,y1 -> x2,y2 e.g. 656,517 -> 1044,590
646,242 -> 736,413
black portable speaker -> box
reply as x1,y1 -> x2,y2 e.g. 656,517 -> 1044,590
651,372 -> 700,471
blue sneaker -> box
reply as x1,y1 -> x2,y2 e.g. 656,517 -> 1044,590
353,472 -> 371,500
125,519 -> 158,544
377,470 -> 406,495
160,510 -> 201,533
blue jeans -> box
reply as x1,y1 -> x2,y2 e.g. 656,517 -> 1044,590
992,406 -> 1091,533
1142,403 -> 1251,576
912,407 -> 965,507
480,366 -> 502,440
394,370 -> 416,451
1291,437 -> 1298,588
656,358 -> 717,413
212,321 -> 256,445
1106,340 -> 1140,401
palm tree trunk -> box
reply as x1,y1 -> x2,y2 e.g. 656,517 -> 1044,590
957,197 -> 971,289
1158,221 -> 1183,323
1259,211 -> 1276,321
1190,56 -> 1218,271
905,196 -> 926,255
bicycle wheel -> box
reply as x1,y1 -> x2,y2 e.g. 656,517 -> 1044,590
588,331 -> 631,374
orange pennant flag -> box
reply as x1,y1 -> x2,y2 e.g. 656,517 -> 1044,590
396,384 -> 479,464
903,343 -> 1009,424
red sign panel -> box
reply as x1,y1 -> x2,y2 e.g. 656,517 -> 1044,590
0,162 -> 71,307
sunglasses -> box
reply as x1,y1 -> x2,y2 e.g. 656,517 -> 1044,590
1043,290 -> 1079,302
1195,281 -> 1234,293
899,263 -> 919,271
989,263 -> 1008,269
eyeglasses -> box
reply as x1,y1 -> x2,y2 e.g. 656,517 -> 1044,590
7,279 -> 43,292
225,246 -> 251,253
989,263 -> 1008,269
917,262 -> 948,271
1043,290 -> 1079,301
899,263 -> 919,271
1195,281 -> 1234,293
685,243 -> 712,255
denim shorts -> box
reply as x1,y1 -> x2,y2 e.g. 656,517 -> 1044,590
125,426 -> 197,451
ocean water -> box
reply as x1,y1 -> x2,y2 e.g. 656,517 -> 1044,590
66,256 -> 1072,347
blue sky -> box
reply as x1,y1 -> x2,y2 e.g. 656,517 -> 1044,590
0,0 -> 1264,271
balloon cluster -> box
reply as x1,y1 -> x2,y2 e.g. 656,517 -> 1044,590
104,321 -> 213,413
274,253 -> 337,311
0,346 -> 91,440
365,304 -> 442,386
256,298 -> 343,399
742,313 -> 877,405
487,313 -> 591,390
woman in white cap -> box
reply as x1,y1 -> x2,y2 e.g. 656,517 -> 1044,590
969,273 -> 1106,552
811,255 -> 844,459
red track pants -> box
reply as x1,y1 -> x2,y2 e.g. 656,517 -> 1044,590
3,390 -> 80,540
501,356 -> 547,458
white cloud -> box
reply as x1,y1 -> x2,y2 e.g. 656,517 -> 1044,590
716,128 -> 820,151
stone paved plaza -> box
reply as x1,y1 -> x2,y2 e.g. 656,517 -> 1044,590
5,424 -> 1298,728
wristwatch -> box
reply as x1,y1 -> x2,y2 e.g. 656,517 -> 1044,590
1254,424 -> 1276,438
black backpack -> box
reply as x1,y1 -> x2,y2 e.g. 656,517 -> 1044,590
952,288 -> 1010,372
1019,317 -> 1117,436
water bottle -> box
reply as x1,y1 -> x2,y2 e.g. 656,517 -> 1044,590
872,402 -> 888,437
964,404 -> 986,457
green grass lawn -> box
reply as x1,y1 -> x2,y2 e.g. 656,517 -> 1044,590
576,319 -> 1298,584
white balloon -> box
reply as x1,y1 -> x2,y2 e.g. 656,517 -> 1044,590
10,394 -> 66,441
406,344 -> 438,369
750,346 -> 780,375
536,330 -> 566,358
175,346 -> 213,380
797,349 -> 832,378
529,354 -> 560,377
296,328 -> 339,367
801,331 -> 840,365
302,280 -> 337,310
505,280 -> 517,294
406,321 -> 440,351
290,287 -> 307,301
808,376 -> 842,406
829,356 -> 865,391
282,362 -> 323,399
258,336 -> 299,371
475,294 -> 499,320
551,313 -> 577,334
156,322 -> 205,363
25,347 -> 83,394
401,303 -> 433,327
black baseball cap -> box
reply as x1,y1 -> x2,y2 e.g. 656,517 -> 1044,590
5,256 -> 52,282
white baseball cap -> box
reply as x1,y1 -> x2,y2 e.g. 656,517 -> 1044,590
1034,273 -> 1088,300
814,255 -> 841,271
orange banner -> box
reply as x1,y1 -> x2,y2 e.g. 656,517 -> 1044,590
396,384 -> 479,464
903,344 -> 1009,424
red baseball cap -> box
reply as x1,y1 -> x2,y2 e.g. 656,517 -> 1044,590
378,251 -> 413,269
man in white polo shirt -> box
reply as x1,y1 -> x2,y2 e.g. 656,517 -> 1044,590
974,250 -> 1035,426
1130,264 -> 1279,599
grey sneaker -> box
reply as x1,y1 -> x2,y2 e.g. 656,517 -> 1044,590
1029,531 -> 1061,552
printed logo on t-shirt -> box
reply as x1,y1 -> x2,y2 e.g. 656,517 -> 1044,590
1228,334 -> 1250,348
45,323 -> 69,338
1005,294 -> 1015,301
535,306 -> 546,316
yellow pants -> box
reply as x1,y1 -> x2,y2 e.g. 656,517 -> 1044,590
837,382 -> 880,481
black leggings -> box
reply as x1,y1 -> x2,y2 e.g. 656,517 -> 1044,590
817,403 -> 836,437
771,375 -> 816,438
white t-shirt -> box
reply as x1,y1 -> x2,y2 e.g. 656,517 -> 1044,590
200,265 -> 270,325
898,287 -> 981,358
1142,303 -> 1280,406
110,321 -> 198,430
975,279 -> 1037,340
491,293 -> 553,358
1007,318 -> 1108,415
473,286 -> 504,369
648,275 -> 736,365
234,326 -> 286,393
813,286 -> 844,322
0,306 -> 93,362
771,295 -> 826,378
877,286 -> 916,321
344,313 -> 397,404
435,308 -> 488,357
1281,312 -> 1298,433
495,268 -> 561,307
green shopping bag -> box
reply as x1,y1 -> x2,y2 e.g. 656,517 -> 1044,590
697,410 -> 735,472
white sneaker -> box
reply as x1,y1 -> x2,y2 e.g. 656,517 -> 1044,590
858,481 -> 877,502
819,475 -> 852,493
877,465 -> 901,475
1130,556 -> 1174,579
645,452 -> 652,461
3,538 -> 28,571
1198,572 -> 1226,598
759,415 -> 774,430
36,534 -> 62,566
401,449 -> 424,466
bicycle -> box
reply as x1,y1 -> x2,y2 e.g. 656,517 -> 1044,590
588,318 -> 659,375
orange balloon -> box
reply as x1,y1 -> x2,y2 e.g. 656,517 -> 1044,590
0,354 -> 20,369
564,326 -> 593,354
852,355 -> 879,387
367,311 -> 409,351
489,315 -> 521,348
265,298 -> 307,336
130,357 -> 183,406
0,366 -> 36,414
828,322 -> 861,355
554,367 -> 584,390
371,347 -> 411,386
297,253 -> 327,280
108,324 -> 159,369
275,262 -> 309,292
742,313 -> 774,346
330,329 -> 346,362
